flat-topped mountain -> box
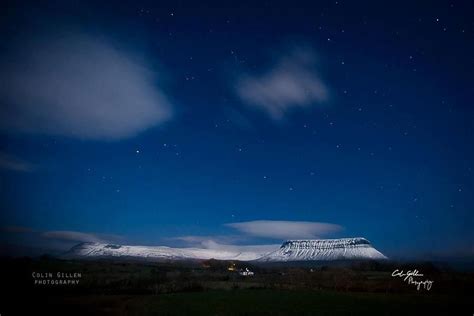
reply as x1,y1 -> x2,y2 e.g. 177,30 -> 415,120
257,238 -> 387,262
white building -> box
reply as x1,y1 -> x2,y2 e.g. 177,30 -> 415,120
239,268 -> 254,276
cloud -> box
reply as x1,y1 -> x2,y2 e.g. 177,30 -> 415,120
41,230 -> 122,243
198,240 -> 280,255
0,33 -> 173,140
169,236 -> 280,254
0,153 -> 34,172
225,220 -> 343,240
1,226 -> 125,255
198,240 -> 279,253
2,225 -> 36,233
235,47 -> 329,120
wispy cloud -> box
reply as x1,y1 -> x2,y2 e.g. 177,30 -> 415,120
0,153 -> 34,172
2,225 -> 37,233
1,225 -> 125,256
0,33 -> 173,140
169,236 -> 279,254
225,220 -> 342,240
198,240 -> 280,254
41,230 -> 123,243
235,47 -> 329,120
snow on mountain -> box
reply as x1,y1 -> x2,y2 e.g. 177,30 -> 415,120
257,238 -> 387,262
63,242 -> 269,261
63,237 -> 387,262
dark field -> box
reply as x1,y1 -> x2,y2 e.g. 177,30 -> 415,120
1,257 -> 473,315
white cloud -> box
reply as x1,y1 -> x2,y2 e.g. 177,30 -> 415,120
225,220 -> 342,240
0,153 -> 34,172
235,47 -> 329,120
0,34 -> 173,140
169,236 -> 280,255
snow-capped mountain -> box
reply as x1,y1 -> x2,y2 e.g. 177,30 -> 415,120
257,238 -> 387,262
63,242 -> 269,261
63,237 -> 386,262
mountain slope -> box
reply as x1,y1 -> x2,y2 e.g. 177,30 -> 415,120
63,242 -> 268,261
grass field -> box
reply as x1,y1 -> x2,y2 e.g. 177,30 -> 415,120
26,289 -> 473,315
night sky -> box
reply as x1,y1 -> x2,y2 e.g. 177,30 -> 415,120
0,0 -> 473,259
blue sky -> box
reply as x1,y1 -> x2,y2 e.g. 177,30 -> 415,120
0,0 -> 473,259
